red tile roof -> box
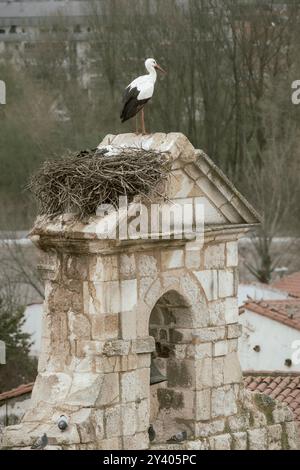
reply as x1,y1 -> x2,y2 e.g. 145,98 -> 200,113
244,373 -> 300,424
241,299 -> 300,331
272,272 -> 300,299
0,383 -> 34,402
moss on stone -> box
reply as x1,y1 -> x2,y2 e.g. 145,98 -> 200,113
157,388 -> 184,410
254,393 -> 276,425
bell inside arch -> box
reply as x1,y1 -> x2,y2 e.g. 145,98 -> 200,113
150,357 -> 167,386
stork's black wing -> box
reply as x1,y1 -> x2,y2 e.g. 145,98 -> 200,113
120,85 -> 150,123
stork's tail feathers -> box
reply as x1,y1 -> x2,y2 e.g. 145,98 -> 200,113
120,111 -> 127,123
120,98 -> 149,124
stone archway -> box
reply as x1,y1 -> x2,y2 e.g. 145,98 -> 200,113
148,290 -> 197,444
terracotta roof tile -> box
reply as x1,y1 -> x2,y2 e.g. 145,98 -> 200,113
257,383 -> 268,392
244,377 -> 251,386
242,298 -> 300,331
290,401 -> 299,411
273,387 -> 283,398
285,396 -> 293,404
272,272 -> 300,299
264,377 -> 272,385
0,383 -> 34,402
248,383 -> 256,391
274,377 -> 284,385
244,373 -> 300,424
280,388 -> 292,398
268,381 -> 278,391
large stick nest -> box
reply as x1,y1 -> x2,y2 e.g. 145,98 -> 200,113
28,147 -> 171,219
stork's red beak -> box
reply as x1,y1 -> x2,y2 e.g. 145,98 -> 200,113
155,63 -> 166,74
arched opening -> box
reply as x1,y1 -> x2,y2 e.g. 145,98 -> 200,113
148,290 -> 196,445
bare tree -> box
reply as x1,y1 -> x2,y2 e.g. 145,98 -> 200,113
243,82 -> 300,283
0,234 -> 44,302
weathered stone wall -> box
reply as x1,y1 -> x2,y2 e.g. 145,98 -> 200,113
2,238 -> 297,450
153,389 -> 299,450
1,133 -> 298,450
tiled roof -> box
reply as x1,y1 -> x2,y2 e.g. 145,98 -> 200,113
241,299 -> 300,331
272,272 -> 300,299
0,383 -> 34,402
244,374 -> 300,424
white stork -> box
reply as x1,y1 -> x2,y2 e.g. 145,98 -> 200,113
120,58 -> 166,135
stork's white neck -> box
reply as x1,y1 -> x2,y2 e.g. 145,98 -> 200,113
146,64 -> 157,82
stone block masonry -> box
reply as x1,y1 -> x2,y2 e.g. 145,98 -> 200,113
1,133 -> 297,450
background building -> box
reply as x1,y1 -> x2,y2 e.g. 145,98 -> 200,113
0,0 -> 92,83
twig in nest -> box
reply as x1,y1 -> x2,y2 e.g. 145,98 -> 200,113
27,147 -> 171,219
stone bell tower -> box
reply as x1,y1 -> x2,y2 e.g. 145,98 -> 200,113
1,133 -> 298,450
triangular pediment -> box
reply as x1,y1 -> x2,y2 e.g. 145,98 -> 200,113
98,133 -> 261,228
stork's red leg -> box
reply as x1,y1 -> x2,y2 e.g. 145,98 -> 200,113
135,115 -> 139,135
141,108 -> 146,135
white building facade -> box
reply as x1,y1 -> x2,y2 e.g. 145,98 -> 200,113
239,302 -> 300,373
